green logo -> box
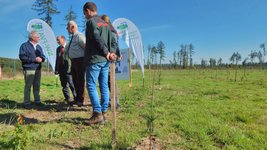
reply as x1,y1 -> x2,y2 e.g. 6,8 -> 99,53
31,23 -> 43,30
117,22 -> 128,30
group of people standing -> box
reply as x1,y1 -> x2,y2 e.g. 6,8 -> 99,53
56,20 -> 86,107
19,2 -> 120,125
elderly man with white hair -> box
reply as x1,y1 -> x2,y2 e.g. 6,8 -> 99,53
65,20 -> 86,107
19,30 -> 46,109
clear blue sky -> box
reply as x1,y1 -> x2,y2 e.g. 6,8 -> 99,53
1,0 -> 267,64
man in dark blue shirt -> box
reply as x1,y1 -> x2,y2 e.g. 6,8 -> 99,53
19,31 -> 46,109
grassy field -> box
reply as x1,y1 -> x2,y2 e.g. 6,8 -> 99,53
0,69 -> 266,149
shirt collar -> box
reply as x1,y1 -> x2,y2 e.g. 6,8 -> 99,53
29,41 -> 38,50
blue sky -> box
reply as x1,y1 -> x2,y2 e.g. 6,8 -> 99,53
1,0 -> 267,64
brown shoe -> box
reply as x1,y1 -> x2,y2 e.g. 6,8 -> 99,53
102,112 -> 107,123
84,112 -> 104,125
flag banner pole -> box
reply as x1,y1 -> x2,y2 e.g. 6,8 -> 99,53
128,48 -> 132,87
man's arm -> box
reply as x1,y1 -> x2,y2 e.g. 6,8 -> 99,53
19,44 -> 36,63
77,33 -> 86,50
38,45 -> 46,62
54,48 -> 59,74
111,32 -> 117,54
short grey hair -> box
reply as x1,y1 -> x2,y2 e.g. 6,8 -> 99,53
28,31 -> 39,40
68,20 -> 78,29
56,35 -> 66,41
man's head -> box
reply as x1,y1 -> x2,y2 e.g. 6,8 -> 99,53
29,31 -> 40,44
56,35 -> 66,46
67,20 -> 78,34
83,2 -> 97,19
101,14 -> 110,24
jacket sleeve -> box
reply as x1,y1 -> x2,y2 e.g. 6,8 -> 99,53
38,45 -> 46,62
87,20 -> 109,56
19,44 -> 36,63
63,44 -> 72,73
55,48 -> 59,73
110,32 -> 117,53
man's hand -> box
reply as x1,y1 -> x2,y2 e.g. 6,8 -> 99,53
106,52 -> 117,61
117,55 -> 123,61
35,57 -> 42,63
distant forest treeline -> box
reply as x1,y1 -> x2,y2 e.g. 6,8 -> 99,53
0,57 -> 52,78
1,56 -> 266,78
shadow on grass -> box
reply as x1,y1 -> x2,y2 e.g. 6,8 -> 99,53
51,143 -> 113,150
53,142 -> 131,150
57,117 -> 88,125
41,83 -> 54,87
0,113 -> 39,125
78,143 -> 130,150
78,144 -> 112,150
0,112 -> 90,126
0,98 -> 90,112
0,98 -> 24,109
40,99 -> 91,112
49,138 -> 119,150
0,98 -> 91,125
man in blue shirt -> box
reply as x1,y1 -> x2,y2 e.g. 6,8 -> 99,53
19,31 -> 46,109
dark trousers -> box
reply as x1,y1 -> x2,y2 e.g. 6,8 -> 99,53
59,72 -> 76,101
71,57 -> 85,103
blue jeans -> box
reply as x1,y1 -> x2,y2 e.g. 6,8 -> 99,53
86,62 -> 110,113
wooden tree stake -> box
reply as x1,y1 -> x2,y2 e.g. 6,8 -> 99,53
110,62 -> 116,148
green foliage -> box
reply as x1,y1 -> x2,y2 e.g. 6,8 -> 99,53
143,70 -> 157,136
64,5 -> 77,23
0,124 -> 32,150
143,113 -> 157,135
157,41 -> 166,63
0,57 -> 53,78
0,57 -> 22,77
32,0 -> 60,27
48,128 -> 64,140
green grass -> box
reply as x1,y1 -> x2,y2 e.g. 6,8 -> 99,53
0,69 -> 266,149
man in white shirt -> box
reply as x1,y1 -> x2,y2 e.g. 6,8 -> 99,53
65,21 -> 86,107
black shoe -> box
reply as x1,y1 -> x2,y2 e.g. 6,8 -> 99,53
24,104 -> 31,109
35,102 -> 46,107
68,101 -> 83,107
67,100 -> 76,106
65,99 -> 72,105
64,98 -> 71,102
76,102 -> 83,107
